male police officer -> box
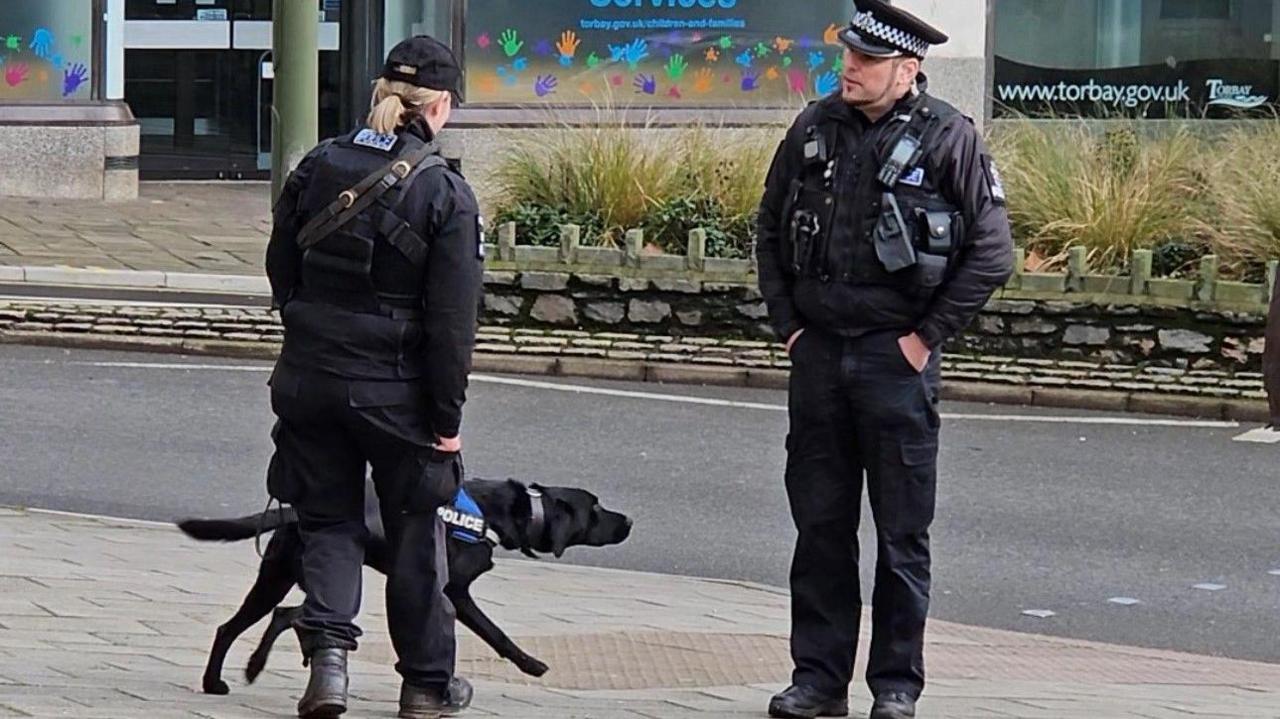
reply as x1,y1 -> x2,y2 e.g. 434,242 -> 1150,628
265,36 -> 483,719
757,2 -> 1014,718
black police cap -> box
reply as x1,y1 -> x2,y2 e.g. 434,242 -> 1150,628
382,35 -> 462,95
838,0 -> 949,60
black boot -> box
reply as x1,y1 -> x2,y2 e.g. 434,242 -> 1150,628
443,676 -> 474,716
399,681 -> 447,719
870,691 -> 916,719
297,648 -> 348,718
768,684 -> 849,719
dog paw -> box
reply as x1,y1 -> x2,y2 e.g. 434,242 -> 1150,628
203,678 -> 230,695
518,658 -> 549,677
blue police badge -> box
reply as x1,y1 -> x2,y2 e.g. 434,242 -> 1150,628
898,167 -> 925,187
352,129 -> 398,152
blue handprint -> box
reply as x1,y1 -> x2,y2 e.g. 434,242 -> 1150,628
51,54 -> 64,70
814,71 -> 839,96
534,75 -> 558,97
512,56 -> 529,72
807,51 -> 825,71
735,51 -> 753,68
623,38 -> 649,69
609,44 -> 627,63
633,73 -> 656,95
741,71 -> 761,92
63,63 -> 88,97
533,39 -> 553,57
496,65 -> 519,86
30,28 -> 54,59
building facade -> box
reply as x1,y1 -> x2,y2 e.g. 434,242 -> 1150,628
2,1 -> 1277,197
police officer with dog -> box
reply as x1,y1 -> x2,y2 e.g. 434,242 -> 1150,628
264,35 -> 483,719
757,2 -> 1014,717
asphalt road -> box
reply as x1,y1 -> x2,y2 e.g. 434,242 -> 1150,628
2,344 -> 1278,664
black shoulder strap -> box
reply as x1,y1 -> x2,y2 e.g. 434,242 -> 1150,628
295,140 -> 440,251
374,154 -> 448,269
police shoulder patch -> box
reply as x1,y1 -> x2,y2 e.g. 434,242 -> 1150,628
898,167 -> 925,187
352,129 -> 398,152
984,156 -> 1006,204
476,215 -> 487,260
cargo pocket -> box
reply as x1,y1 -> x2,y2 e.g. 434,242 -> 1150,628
266,423 -> 305,505
878,439 -> 938,537
400,448 -> 464,515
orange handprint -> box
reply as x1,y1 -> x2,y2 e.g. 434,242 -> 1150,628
477,74 -> 499,94
774,37 -> 795,53
824,24 -> 841,46
704,46 -> 720,63
557,30 -> 581,59
765,66 -> 780,81
693,68 -> 714,94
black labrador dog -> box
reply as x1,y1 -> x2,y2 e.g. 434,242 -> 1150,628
178,478 -> 632,695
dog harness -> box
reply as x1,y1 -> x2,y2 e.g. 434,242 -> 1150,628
437,486 -> 500,546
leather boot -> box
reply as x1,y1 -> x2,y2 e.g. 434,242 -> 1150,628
768,684 -> 849,718
443,676 -> 474,716
869,691 -> 917,719
399,681 -> 447,719
297,648 -> 348,718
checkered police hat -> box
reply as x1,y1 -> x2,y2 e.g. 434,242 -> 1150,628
838,0 -> 949,60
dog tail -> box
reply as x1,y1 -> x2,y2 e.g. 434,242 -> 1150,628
177,508 -> 297,542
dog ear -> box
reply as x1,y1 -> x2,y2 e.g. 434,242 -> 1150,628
548,500 -> 575,558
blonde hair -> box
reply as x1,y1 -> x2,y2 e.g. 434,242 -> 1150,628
367,78 -> 447,134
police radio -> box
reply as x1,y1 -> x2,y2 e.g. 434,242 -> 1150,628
877,133 -> 923,189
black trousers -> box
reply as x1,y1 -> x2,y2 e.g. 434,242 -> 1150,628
268,363 -> 460,691
785,328 -> 941,700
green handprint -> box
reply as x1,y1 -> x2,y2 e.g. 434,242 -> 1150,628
782,56 -> 793,68
831,54 -> 843,73
755,42 -> 771,58
665,54 -> 688,81
586,52 -> 601,69
499,29 -> 524,58
718,35 -> 732,49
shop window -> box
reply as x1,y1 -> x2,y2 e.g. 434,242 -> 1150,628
0,0 -> 96,102
993,0 -> 1280,118
461,0 -> 847,106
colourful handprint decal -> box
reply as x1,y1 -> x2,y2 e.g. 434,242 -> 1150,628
667,86 -> 682,99
477,74 -> 499,94
755,42 -> 771,58
534,75 -> 558,97
30,28 -> 54,59
693,68 -> 714,94
788,70 -> 808,94
831,54 -> 843,74
808,51 -> 826,71
774,37 -> 795,53
586,52 -> 601,70
495,65 -> 519,86
63,63 -> 88,96
704,47 -> 720,63
718,36 -> 733,49
499,29 -> 523,57
824,24 -> 841,46
633,73 -> 656,95
4,36 -> 19,51
476,33 -> 491,50
623,39 -> 649,70
815,71 -> 839,96
665,54 -> 688,81
610,74 -> 624,87
765,66 -> 780,81
557,30 -> 580,66
5,62 -> 28,87
533,39 -> 553,57
741,71 -> 761,92
735,51 -> 753,68
512,56 -> 529,72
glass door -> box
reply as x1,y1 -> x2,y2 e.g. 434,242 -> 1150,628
124,0 -> 341,179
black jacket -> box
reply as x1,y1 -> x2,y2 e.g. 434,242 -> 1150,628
266,120 -> 483,438
756,79 -> 1014,349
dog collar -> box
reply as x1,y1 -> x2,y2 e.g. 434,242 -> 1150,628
527,487 -> 546,549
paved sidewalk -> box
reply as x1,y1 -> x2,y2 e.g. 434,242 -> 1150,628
2,508 -> 1279,718
0,184 -> 269,275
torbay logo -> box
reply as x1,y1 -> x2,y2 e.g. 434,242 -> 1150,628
1205,79 -> 1269,109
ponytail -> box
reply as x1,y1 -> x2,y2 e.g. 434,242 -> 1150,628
367,78 -> 446,134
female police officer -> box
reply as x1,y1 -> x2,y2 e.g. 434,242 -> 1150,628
264,35 -> 483,719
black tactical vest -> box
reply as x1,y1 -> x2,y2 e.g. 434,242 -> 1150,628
293,127 -> 442,320
784,93 -> 964,300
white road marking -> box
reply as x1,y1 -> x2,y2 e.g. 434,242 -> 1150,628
1231,426 -> 1280,444
70,361 -> 1241,429
24,507 -> 176,529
